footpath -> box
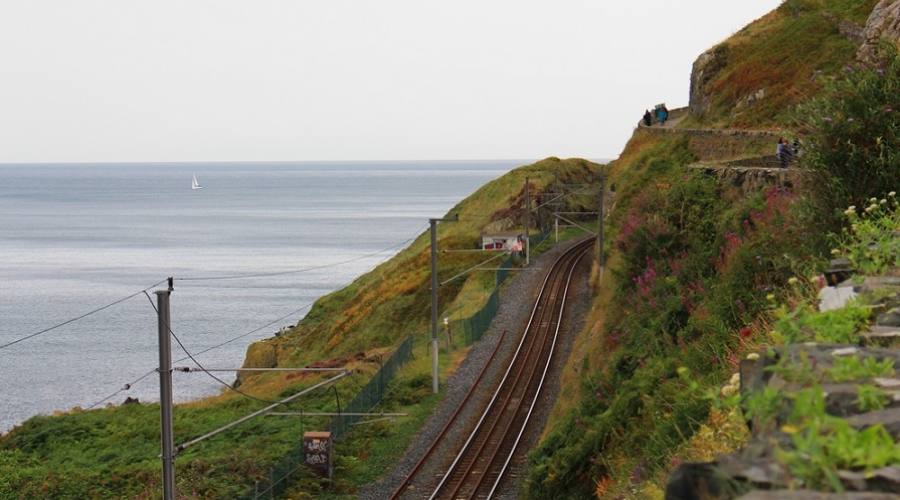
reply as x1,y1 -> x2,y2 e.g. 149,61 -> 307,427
638,107 -> 806,192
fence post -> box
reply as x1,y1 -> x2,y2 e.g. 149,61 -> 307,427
379,355 -> 385,397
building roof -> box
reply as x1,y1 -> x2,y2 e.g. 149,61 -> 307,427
481,231 -> 523,238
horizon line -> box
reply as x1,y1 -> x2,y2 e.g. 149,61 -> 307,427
0,156 -> 615,166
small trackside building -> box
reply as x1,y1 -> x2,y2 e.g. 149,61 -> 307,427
481,231 -> 524,251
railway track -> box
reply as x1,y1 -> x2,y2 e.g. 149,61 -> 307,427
392,238 -> 592,500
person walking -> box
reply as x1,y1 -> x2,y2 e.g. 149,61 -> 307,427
660,104 -> 669,125
643,109 -> 652,127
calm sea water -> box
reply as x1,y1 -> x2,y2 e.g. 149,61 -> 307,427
0,161 -> 517,431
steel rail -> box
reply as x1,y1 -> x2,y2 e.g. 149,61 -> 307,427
441,248 -> 575,499
425,238 -> 592,500
388,329 -> 508,499
425,242 -> 577,500
486,243 -> 585,497
460,242 -> 589,499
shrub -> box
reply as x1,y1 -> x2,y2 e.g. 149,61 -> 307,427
795,47 -> 900,225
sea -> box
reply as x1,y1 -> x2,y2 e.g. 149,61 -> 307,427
0,160 -> 518,432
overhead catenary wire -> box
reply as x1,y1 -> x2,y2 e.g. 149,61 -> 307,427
84,227 -> 424,409
142,291 -> 289,406
175,225 -> 428,282
85,300 -> 316,410
0,278 -> 169,351
439,251 -> 509,287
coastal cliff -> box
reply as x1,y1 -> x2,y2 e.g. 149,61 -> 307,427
525,1 -> 900,498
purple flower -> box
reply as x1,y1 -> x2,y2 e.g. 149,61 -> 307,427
886,107 -> 893,113
877,69 -> 885,76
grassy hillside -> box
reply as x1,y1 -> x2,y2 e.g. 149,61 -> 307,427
526,1 -> 899,498
0,157 -> 601,498
685,0 -> 879,128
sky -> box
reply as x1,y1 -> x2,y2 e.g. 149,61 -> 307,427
0,1 -> 782,163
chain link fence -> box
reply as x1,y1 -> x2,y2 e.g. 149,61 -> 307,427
328,336 -> 413,439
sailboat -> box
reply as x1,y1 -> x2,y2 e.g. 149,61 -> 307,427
191,174 -> 204,190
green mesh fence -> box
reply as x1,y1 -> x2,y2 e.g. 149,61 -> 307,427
241,336 -> 414,499
452,288 -> 500,346
328,336 -> 413,439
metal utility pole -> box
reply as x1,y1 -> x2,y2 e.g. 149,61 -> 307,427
429,215 -> 457,394
523,177 -> 530,266
597,174 -> 606,269
156,287 -> 175,500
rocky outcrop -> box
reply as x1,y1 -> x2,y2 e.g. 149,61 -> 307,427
858,0 -> 900,65
690,44 -> 729,117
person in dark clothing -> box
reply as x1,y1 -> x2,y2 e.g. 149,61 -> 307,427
776,138 -> 792,168
643,109 -> 652,126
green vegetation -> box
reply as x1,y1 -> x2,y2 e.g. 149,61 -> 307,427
855,384 -> 889,412
778,387 -> 900,491
770,300 -> 870,344
526,137 -> 816,497
797,47 -> 900,221
836,195 -> 900,275
829,355 -> 896,382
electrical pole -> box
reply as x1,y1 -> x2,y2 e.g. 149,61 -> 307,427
597,174 -> 606,270
524,177 -> 530,266
156,285 -> 175,500
429,215 -> 457,394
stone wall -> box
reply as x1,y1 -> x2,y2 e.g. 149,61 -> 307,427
634,126 -> 779,163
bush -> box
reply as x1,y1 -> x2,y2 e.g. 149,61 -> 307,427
796,47 -> 900,224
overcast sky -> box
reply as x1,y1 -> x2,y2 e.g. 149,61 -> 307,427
0,1 -> 782,163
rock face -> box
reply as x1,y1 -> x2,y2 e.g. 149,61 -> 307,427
858,0 -> 900,64
689,44 -> 729,117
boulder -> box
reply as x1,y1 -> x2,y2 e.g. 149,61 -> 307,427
857,0 -> 900,65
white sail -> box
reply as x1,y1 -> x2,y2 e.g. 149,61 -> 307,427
191,174 -> 203,190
